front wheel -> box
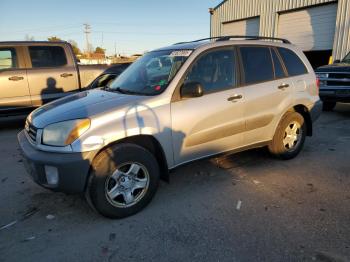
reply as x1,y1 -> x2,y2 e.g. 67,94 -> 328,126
268,112 -> 306,160
86,143 -> 160,218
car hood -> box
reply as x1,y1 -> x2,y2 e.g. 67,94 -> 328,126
316,63 -> 350,72
29,90 -> 145,128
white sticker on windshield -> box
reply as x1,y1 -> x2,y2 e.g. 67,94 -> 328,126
169,50 -> 193,57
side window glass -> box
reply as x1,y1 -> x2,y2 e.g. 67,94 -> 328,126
271,48 -> 286,79
277,47 -> 308,76
29,46 -> 67,68
184,49 -> 236,94
240,46 -> 274,85
0,48 -> 17,70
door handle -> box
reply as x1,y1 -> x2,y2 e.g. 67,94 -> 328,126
8,76 -> 24,81
60,73 -> 73,78
227,94 -> 243,102
278,83 -> 289,90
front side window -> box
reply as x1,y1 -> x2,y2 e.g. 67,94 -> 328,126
184,49 -> 236,94
240,46 -> 274,85
29,46 -> 67,68
277,47 -> 308,76
109,50 -> 190,95
0,48 -> 17,70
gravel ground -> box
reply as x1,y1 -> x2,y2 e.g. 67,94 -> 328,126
0,105 -> 349,262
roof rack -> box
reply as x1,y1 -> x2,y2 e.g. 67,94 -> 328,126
174,35 -> 291,45
173,37 -> 222,45
217,35 -> 291,44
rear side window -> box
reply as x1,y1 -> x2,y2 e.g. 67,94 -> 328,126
29,46 -> 67,68
0,48 -> 17,70
277,47 -> 308,76
271,48 -> 286,79
240,46 -> 274,85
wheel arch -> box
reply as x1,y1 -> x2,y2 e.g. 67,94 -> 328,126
91,135 -> 169,183
289,104 -> 312,136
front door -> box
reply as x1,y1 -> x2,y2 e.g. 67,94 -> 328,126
0,47 -> 31,113
25,45 -> 79,106
171,47 -> 245,165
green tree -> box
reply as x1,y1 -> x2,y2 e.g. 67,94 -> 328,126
47,36 -> 62,42
68,40 -> 82,56
95,47 -> 105,54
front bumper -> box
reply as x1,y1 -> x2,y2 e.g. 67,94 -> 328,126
319,88 -> 350,103
309,100 -> 323,123
17,130 -> 98,193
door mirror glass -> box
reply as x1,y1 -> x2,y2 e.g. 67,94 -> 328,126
181,82 -> 204,98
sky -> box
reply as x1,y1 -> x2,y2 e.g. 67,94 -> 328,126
0,0 -> 222,56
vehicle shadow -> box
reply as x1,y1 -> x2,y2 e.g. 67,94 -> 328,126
334,103 -> 350,117
0,115 -> 26,130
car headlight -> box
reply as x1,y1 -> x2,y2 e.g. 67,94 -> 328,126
316,73 -> 328,79
42,119 -> 90,146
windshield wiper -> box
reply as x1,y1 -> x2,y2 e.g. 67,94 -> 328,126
112,87 -> 146,96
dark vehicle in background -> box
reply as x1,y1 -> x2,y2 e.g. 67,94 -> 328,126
0,41 -> 109,116
87,63 -> 131,89
316,51 -> 350,111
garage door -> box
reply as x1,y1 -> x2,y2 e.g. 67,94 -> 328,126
278,4 -> 337,51
222,17 -> 260,36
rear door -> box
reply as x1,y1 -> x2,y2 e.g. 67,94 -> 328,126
0,46 -> 31,113
25,45 -> 79,106
171,47 -> 245,165
238,45 -> 294,145
277,47 -> 309,94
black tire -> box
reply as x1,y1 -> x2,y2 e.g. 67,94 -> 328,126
322,101 -> 336,111
86,143 -> 160,218
268,112 -> 306,160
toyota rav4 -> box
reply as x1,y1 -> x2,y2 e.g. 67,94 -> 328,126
18,36 -> 322,218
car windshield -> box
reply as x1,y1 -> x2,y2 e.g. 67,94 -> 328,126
108,50 -> 192,95
342,52 -> 350,64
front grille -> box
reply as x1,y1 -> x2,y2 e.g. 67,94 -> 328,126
328,73 -> 350,79
25,121 -> 37,143
326,73 -> 350,87
327,81 -> 349,86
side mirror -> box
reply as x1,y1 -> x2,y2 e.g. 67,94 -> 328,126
181,82 -> 204,98
333,59 -> 341,64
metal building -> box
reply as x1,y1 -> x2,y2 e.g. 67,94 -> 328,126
210,0 -> 350,67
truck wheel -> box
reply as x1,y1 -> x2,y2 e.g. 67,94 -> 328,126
86,143 -> 160,218
268,112 -> 306,160
322,101 -> 336,111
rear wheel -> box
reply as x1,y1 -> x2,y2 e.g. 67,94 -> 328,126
322,101 -> 336,111
268,112 -> 306,160
86,143 -> 160,218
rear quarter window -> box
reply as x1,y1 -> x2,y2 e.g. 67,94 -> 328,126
277,47 -> 308,76
29,46 -> 67,68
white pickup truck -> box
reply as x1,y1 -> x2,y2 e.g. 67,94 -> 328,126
0,41 -> 109,116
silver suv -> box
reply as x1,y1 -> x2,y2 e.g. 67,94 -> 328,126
18,36 -> 322,218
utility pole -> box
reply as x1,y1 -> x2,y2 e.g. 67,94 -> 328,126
114,42 -> 117,57
83,23 -> 91,57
